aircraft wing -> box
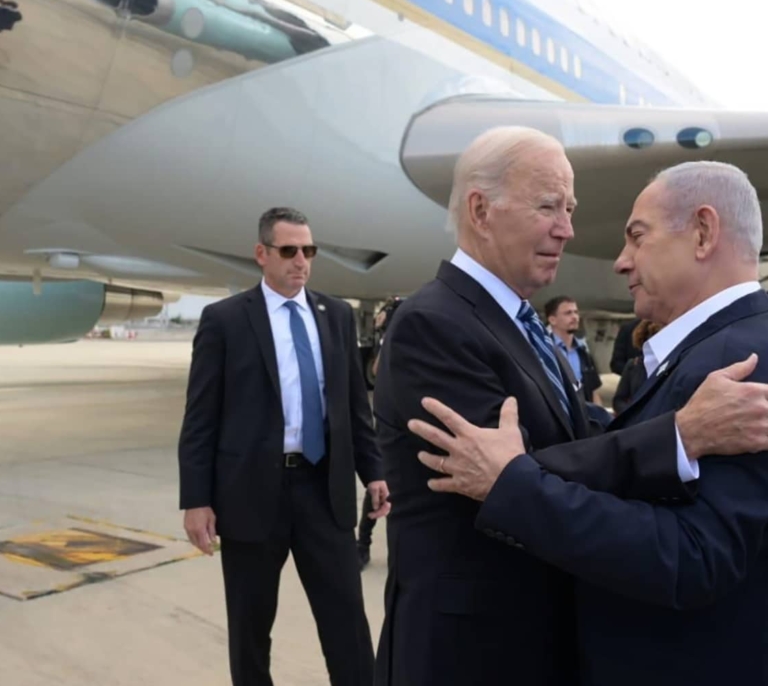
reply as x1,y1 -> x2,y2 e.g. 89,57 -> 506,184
399,97 -> 768,261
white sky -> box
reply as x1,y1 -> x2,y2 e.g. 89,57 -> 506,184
589,0 -> 765,110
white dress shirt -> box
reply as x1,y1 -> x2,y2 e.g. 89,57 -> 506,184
261,280 -> 326,453
450,248 -> 699,483
643,281 -> 761,482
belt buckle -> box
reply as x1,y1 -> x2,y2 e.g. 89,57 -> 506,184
284,453 -> 303,468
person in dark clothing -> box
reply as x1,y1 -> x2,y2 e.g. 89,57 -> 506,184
612,320 -> 663,414
609,317 -> 641,374
357,297 -> 404,570
178,207 -> 389,686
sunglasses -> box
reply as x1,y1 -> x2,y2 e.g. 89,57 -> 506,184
264,244 -> 318,259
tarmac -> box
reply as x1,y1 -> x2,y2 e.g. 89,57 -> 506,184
0,339 -> 388,686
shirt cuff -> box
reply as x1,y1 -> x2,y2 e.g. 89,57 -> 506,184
675,422 -> 700,482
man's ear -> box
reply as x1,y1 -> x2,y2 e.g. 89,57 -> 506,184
693,205 -> 720,260
467,190 -> 492,238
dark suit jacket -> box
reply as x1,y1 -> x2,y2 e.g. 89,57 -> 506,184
373,262 -> 691,686
477,289 -> 768,685
178,284 -> 382,542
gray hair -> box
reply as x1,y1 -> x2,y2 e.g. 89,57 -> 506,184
653,161 -> 763,262
446,126 -> 563,238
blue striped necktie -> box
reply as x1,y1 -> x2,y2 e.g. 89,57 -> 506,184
517,300 -> 573,426
284,301 -> 325,464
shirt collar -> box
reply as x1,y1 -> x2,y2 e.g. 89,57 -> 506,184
261,279 -> 309,315
644,281 -> 761,376
553,333 -> 578,351
451,248 -> 524,321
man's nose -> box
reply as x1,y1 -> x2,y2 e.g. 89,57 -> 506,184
555,213 -> 575,240
614,247 -> 632,274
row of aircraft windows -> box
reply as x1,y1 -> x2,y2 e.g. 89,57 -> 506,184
444,0 -> 654,106
447,0 -> 583,79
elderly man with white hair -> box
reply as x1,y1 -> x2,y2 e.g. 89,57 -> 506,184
409,159 -> 768,686
372,126 -> 768,686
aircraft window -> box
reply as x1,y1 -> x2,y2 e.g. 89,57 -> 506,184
619,83 -> 627,104
532,28 -> 541,55
677,127 -> 714,149
516,18 -> 526,46
464,0 -> 473,15
482,0 -> 492,26
547,38 -> 555,64
560,46 -> 569,72
500,8 -> 510,36
574,55 -> 582,78
623,128 -> 655,150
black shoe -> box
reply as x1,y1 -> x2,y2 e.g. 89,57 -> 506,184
357,544 -> 370,570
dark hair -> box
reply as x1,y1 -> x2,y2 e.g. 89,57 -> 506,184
632,320 -> 663,349
544,295 -> 576,320
258,207 -> 309,244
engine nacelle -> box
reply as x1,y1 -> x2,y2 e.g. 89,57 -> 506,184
0,280 -> 164,345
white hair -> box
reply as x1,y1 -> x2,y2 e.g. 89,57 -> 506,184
446,126 -> 563,238
654,161 -> 763,262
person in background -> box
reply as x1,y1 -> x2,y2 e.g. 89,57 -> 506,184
612,320 -> 663,414
610,317 -> 641,374
178,206 -> 389,686
545,295 -> 603,405
358,296 -> 403,569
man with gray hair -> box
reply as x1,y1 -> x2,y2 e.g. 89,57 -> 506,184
373,128 -> 768,686
409,159 -> 768,686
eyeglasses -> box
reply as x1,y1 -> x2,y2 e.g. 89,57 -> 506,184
264,244 -> 318,259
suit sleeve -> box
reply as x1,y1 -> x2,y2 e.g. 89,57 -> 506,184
381,308 -> 685,500
345,304 -> 383,486
532,413 -> 693,502
178,305 -> 225,509
476,451 -> 768,609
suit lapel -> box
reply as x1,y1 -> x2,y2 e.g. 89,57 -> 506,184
245,285 -> 281,398
443,265 -> 575,440
613,289 -> 768,426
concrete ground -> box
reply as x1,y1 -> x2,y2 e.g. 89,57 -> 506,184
0,339 -> 388,685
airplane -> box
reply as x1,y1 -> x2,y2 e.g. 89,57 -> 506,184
2,0 -> 768,376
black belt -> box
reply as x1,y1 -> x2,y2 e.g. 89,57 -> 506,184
284,452 -> 314,468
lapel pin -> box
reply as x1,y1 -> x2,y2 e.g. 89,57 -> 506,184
318,303 -> 326,312
656,360 -> 669,376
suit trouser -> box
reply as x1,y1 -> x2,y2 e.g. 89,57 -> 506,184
220,461 -> 375,686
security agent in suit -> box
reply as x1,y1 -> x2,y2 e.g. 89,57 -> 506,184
178,207 -> 389,686
412,161 -> 768,686
372,127 -> 749,686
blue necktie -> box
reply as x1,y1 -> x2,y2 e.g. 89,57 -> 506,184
284,301 -> 325,464
517,301 -> 573,426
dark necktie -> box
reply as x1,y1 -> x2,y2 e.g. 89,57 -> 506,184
517,300 -> 573,426
284,301 -> 325,463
